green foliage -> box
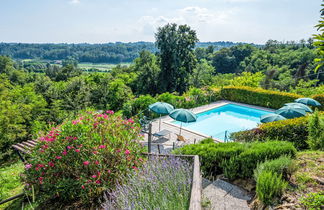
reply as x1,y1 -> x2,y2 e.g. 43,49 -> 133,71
190,59 -> 215,87
220,86 -> 303,109
229,72 -> 264,87
300,191 -> 324,210
174,140 -> 296,179
236,141 -> 296,178
290,80 -> 323,97
254,156 -> 297,181
256,171 -> 288,206
0,77 -> 48,163
23,111 -> 145,205
133,50 -> 160,95
312,94 -> 324,111
232,116 -> 310,150
173,142 -> 245,176
307,110 -> 324,150
122,95 -> 157,118
313,4 -> 324,72
156,23 -> 198,94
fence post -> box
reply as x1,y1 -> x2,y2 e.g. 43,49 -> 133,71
173,142 -> 175,150
157,144 -> 161,154
148,123 -> 152,153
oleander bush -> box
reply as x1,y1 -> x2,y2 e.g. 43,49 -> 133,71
174,140 -> 296,179
256,171 -> 288,206
22,110 -> 145,206
220,86 -> 303,109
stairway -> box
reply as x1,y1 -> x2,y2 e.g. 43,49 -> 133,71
202,179 -> 252,210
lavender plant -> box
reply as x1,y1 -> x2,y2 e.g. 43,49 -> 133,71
102,155 -> 193,210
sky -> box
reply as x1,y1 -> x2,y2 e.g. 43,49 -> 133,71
0,0 -> 321,44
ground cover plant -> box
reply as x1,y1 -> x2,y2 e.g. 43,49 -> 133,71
0,162 -> 24,209
21,110 -> 145,207
102,155 -> 192,210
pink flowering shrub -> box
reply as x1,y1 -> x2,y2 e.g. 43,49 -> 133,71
22,110 -> 144,205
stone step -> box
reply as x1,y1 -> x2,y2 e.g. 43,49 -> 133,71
203,179 -> 252,210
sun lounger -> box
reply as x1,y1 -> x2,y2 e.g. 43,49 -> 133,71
153,129 -> 172,139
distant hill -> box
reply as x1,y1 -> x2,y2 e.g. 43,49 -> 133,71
0,41 -> 255,64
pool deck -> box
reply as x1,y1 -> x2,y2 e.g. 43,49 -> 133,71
141,100 -> 274,153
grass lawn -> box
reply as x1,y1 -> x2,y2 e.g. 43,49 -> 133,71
275,150 -> 324,209
0,162 -> 24,209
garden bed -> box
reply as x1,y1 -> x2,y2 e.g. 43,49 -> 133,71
102,153 -> 201,210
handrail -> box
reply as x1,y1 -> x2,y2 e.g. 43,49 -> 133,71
224,130 -> 228,142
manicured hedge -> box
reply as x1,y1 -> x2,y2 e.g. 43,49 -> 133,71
220,86 -> 303,109
232,112 -> 324,150
173,141 -> 296,179
312,94 -> 324,111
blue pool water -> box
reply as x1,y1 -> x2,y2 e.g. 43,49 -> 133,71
172,104 -> 273,141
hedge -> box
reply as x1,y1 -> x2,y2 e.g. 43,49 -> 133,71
312,94 -> 324,111
173,140 -> 296,179
231,112 -> 324,150
220,86 -> 303,109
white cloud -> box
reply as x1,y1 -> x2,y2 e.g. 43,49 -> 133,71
135,6 -> 238,38
69,0 -> 80,4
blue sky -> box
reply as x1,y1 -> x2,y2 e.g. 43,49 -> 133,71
0,0 -> 321,44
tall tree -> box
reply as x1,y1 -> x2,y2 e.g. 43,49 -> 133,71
133,50 -> 160,95
155,23 -> 198,94
313,3 -> 324,72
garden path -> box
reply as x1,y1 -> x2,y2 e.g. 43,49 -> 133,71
202,178 -> 252,210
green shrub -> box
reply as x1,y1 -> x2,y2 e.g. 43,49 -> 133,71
300,191 -> 324,210
232,116 -> 310,150
254,156 -> 297,181
199,138 -> 215,144
22,111 -> 145,205
238,141 -> 296,178
312,94 -> 324,111
220,86 -> 303,109
174,140 -> 296,179
256,171 -> 287,206
122,95 -> 157,118
173,142 -> 245,176
307,110 -> 324,150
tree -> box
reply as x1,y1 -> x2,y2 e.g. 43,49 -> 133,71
155,23 -> 198,94
313,3 -> 324,72
190,59 -> 214,87
133,50 -> 160,95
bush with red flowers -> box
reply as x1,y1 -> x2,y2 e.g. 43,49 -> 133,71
22,110 -> 144,205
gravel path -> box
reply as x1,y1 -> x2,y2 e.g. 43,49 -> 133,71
203,179 -> 252,210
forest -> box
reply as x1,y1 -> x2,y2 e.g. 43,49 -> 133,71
0,41 -> 241,64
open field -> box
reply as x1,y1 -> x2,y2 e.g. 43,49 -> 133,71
78,62 -> 131,71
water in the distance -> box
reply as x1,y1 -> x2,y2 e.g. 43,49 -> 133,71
171,104 -> 273,141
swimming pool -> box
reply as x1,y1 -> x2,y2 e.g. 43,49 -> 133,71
171,103 -> 273,141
